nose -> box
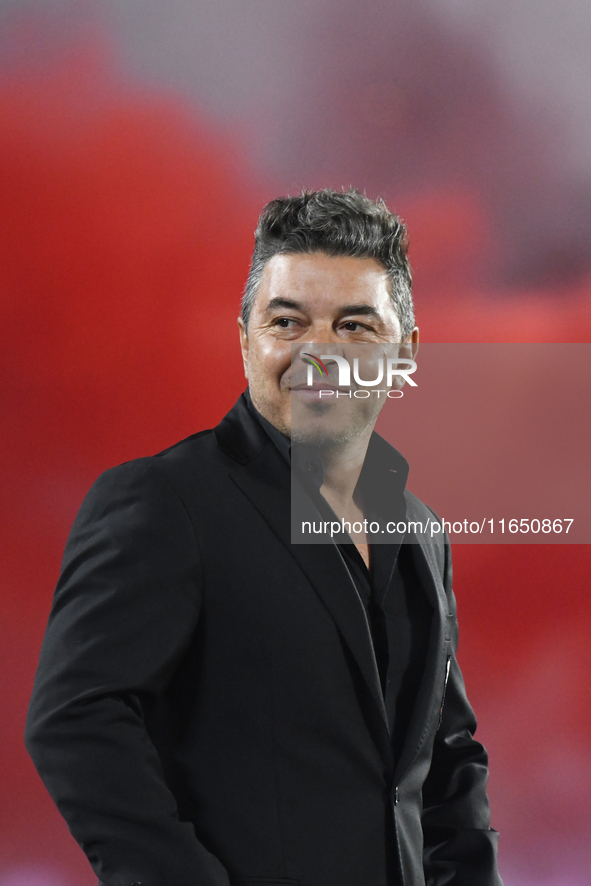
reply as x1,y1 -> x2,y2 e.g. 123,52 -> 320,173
291,323 -> 346,364
291,344 -> 346,380
297,314 -> 345,345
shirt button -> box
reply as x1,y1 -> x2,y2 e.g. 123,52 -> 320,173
305,461 -> 317,472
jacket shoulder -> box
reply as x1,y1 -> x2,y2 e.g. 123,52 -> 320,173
152,428 -> 215,460
108,428 -> 219,478
74,429 -> 219,523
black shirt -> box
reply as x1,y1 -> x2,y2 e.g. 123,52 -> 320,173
244,389 -> 432,761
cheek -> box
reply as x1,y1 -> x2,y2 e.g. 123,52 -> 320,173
249,337 -> 292,380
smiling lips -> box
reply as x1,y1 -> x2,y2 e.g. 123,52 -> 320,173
290,382 -> 351,395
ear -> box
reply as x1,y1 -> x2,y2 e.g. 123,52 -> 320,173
389,327 -> 419,392
237,316 -> 249,380
402,326 -> 419,361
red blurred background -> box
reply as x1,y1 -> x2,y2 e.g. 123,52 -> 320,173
1,4 -> 590,885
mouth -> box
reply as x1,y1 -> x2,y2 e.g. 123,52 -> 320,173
290,382 -> 351,395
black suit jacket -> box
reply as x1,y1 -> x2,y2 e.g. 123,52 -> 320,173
25,393 -> 502,886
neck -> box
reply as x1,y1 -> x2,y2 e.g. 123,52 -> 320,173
317,428 -> 374,563
317,426 -> 373,511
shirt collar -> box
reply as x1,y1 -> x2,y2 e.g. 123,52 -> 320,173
244,387 -> 291,466
244,387 -> 409,505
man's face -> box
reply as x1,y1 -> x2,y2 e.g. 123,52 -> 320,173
238,252 -> 418,443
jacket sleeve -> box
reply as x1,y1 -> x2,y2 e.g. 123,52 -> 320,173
421,538 -> 503,886
24,459 -> 231,886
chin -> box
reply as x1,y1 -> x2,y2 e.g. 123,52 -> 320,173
291,424 -> 358,451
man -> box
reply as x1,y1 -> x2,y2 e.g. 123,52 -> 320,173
25,190 -> 503,886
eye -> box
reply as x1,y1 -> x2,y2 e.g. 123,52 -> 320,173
272,316 -> 302,329
342,320 -> 371,332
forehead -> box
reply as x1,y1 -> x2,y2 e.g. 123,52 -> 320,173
256,252 -> 393,311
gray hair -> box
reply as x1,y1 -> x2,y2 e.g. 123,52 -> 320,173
241,189 -> 414,339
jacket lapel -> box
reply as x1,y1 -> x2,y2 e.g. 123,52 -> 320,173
393,499 -> 452,782
215,395 -> 390,739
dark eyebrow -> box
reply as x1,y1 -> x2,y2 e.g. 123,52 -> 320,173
263,297 -> 306,314
338,304 -> 381,319
262,299 -> 382,319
